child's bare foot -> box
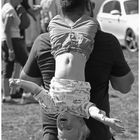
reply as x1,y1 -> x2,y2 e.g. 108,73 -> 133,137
9,78 -> 42,94
9,78 -> 21,87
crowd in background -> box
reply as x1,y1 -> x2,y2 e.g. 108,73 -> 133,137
1,0 -> 62,104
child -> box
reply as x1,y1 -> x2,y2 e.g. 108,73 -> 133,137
10,0 -> 124,139
48,0 -> 124,134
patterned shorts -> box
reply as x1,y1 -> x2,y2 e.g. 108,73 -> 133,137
48,77 -> 93,118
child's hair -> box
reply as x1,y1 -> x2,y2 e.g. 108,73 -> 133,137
60,0 -> 86,13
57,121 -> 90,140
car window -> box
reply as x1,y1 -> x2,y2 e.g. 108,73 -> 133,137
103,1 -> 116,13
124,0 -> 138,14
113,1 -> 121,12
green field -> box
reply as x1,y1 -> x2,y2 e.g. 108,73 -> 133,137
2,49 -> 138,140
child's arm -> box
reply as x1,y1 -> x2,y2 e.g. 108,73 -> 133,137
9,79 -> 56,110
89,105 -> 125,134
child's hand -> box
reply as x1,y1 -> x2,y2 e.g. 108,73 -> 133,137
104,117 -> 125,134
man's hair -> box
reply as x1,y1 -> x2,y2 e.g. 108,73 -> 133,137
60,0 -> 86,13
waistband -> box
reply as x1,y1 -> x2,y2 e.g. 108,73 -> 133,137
50,77 -> 91,89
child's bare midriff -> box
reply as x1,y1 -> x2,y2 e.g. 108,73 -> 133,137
55,52 -> 86,81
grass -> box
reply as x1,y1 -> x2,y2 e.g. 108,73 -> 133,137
109,49 -> 138,140
2,49 -> 138,140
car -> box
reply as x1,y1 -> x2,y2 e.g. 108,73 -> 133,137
97,0 -> 139,52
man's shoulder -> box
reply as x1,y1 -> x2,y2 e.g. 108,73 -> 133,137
94,30 -> 120,50
30,33 -> 52,58
95,30 -> 117,42
37,32 -> 50,41
34,33 -> 51,50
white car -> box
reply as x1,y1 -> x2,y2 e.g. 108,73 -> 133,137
97,0 -> 139,52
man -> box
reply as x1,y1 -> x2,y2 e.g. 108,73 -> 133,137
84,31 -> 134,140
19,29 -> 134,140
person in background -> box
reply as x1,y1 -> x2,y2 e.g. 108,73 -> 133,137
15,3 -> 31,39
20,0 -> 41,51
1,0 -> 28,103
10,3 -> 31,99
11,0 -> 42,102
21,0 -> 41,22
40,0 -> 61,33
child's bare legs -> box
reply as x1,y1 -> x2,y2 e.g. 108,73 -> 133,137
57,111 -> 90,140
89,105 -> 125,134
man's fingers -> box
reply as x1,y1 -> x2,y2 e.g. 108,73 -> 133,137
9,78 -> 21,87
9,78 -> 15,86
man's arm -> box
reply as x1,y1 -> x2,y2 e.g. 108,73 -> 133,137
110,34 -> 135,93
110,71 -> 134,93
20,70 -> 42,86
19,34 -> 43,85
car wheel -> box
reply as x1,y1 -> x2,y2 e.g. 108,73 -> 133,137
125,29 -> 138,52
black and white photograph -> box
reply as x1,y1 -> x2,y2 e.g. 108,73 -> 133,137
1,0 -> 138,140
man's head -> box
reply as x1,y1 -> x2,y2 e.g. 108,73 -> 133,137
60,0 -> 95,17
57,112 -> 90,140
60,0 -> 86,14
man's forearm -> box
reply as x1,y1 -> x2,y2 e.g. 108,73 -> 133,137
110,71 -> 134,93
20,70 -> 42,86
